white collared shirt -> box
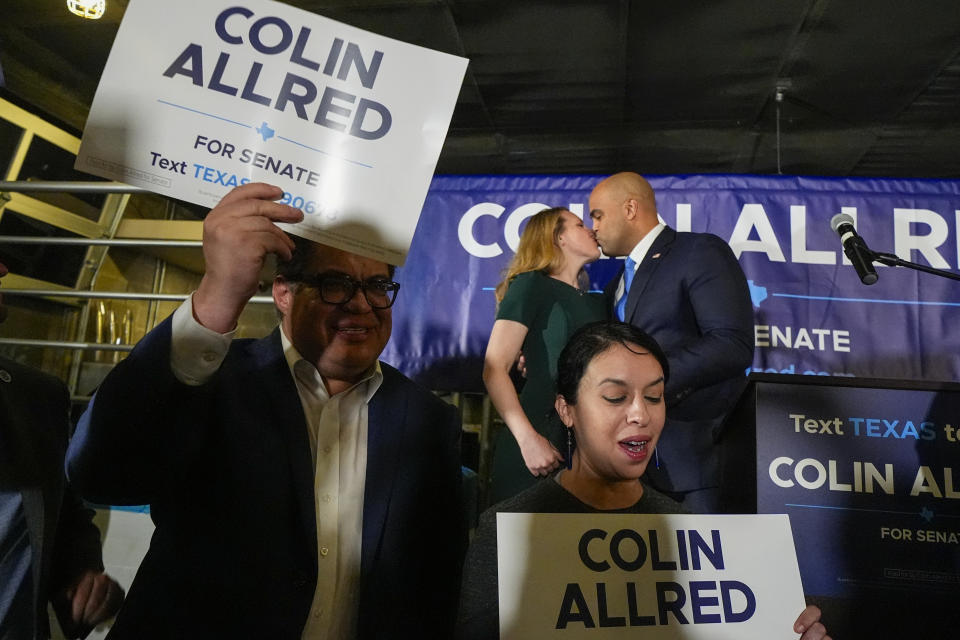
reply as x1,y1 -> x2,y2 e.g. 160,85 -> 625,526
614,222 -> 666,301
170,296 -> 381,639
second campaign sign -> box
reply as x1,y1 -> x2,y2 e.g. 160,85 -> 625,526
76,0 -> 468,265
496,513 -> 807,639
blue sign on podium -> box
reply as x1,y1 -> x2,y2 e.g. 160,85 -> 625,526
738,375 -> 960,599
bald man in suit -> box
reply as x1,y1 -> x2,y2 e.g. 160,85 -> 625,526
588,173 -> 754,513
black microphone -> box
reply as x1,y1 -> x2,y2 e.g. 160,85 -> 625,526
830,213 -> 878,285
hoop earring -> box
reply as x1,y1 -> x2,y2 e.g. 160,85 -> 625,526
566,428 -> 574,470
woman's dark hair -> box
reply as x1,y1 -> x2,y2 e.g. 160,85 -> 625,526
556,321 -> 669,404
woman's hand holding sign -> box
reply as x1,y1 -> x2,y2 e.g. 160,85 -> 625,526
794,605 -> 830,640
193,182 -> 303,333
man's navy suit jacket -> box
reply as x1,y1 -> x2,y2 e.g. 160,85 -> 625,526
0,356 -> 103,638
66,318 -> 465,639
605,227 -> 754,493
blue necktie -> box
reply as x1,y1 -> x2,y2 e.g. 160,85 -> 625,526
616,256 -> 637,321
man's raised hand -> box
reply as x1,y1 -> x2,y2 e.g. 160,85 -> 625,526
193,183 -> 303,332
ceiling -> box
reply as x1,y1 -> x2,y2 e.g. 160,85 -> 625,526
3,0 -> 960,178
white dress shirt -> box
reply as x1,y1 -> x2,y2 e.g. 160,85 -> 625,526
169,296 -> 382,639
613,222 -> 666,301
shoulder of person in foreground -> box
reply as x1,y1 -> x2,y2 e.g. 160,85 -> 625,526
65,315 -> 236,505
374,362 -> 463,503
456,481 -> 559,640
640,481 -> 690,514
378,361 -> 461,420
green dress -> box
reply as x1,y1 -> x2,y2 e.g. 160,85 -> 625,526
488,271 -> 608,503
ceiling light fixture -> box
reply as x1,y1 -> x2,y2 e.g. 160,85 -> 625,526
66,0 -> 106,20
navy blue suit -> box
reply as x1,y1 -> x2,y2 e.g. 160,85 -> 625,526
66,319 -> 464,639
605,227 -> 753,509
0,356 -> 104,639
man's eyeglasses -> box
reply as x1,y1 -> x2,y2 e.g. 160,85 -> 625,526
290,273 -> 400,309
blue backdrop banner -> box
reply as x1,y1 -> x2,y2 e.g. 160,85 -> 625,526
382,174 -> 960,391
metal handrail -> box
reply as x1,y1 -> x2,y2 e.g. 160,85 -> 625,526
1,289 -> 274,303
0,338 -> 133,352
0,180 -> 146,194
0,236 -> 201,248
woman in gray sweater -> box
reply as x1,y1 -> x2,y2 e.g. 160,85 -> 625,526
457,321 -> 830,640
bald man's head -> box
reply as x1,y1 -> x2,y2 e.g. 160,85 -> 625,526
588,172 -> 659,257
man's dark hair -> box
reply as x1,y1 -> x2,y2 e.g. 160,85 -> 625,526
275,233 -> 396,280
556,320 -> 669,404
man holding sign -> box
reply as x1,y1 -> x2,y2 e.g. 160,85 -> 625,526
67,183 -> 465,639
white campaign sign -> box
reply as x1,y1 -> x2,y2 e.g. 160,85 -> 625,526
76,0 -> 467,265
497,513 -> 806,639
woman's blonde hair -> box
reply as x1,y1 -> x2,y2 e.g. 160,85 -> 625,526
494,207 -> 570,303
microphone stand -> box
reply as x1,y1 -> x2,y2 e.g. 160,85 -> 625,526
867,249 -> 960,282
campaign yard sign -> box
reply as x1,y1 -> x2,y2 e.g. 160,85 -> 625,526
496,513 -> 805,639
76,0 -> 467,265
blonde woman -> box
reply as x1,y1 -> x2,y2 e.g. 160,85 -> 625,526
484,207 -> 606,503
